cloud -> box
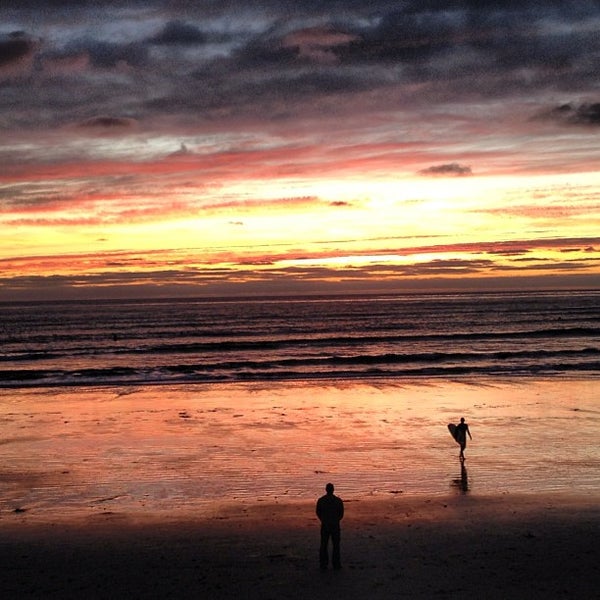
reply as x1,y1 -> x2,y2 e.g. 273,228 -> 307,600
281,26 -> 358,64
476,202 -> 600,220
0,31 -> 38,79
0,32 -> 34,66
2,1 -> 599,134
338,9 -> 457,65
541,102 -> 600,127
149,20 -> 207,45
63,38 -> 148,69
2,239 -> 597,301
78,116 -> 137,129
571,104 -> 600,125
167,143 -> 192,158
419,163 -> 472,177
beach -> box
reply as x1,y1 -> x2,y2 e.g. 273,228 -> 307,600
2,493 -> 599,599
1,378 -> 599,598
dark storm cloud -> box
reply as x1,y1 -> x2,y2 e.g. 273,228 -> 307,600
326,4 -> 599,99
206,1 -> 598,112
1,1 -> 599,132
63,39 -> 148,69
2,0 -> 149,7
0,32 -> 35,66
541,103 -> 600,127
569,104 -> 600,126
337,10 -> 457,65
149,21 -> 207,46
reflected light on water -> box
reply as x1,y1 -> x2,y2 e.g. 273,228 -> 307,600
0,378 -> 598,517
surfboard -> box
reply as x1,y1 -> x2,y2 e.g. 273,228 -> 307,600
447,423 -> 459,443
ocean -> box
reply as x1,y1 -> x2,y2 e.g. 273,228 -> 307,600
1,289 -> 599,388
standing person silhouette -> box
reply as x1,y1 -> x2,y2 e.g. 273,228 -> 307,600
316,483 -> 344,570
455,417 -> 472,460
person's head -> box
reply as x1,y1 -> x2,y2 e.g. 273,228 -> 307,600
460,417 -> 465,423
325,483 -> 334,494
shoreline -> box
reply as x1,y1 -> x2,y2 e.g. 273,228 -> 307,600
2,492 -> 598,599
1,371 -> 599,391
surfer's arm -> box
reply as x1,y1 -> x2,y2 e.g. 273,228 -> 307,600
467,427 -> 472,440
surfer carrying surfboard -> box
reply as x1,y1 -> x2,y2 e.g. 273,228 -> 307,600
455,417 -> 472,460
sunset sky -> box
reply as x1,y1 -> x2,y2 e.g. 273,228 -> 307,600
1,0 -> 599,300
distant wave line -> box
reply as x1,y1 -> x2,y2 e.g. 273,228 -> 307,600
2,326 -> 598,361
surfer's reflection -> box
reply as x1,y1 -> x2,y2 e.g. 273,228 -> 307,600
451,461 -> 469,493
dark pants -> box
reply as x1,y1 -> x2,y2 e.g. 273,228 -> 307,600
320,524 -> 341,568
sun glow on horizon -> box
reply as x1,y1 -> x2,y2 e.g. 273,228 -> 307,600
2,167 -> 600,297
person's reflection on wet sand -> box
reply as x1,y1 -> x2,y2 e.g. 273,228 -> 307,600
451,461 -> 469,493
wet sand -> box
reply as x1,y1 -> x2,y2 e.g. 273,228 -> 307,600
1,378 -> 599,597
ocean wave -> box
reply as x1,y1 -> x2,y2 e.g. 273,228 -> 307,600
1,290 -> 598,388
2,326 -> 598,362
1,351 -> 598,387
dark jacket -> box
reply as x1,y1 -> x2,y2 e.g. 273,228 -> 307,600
316,493 -> 344,529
